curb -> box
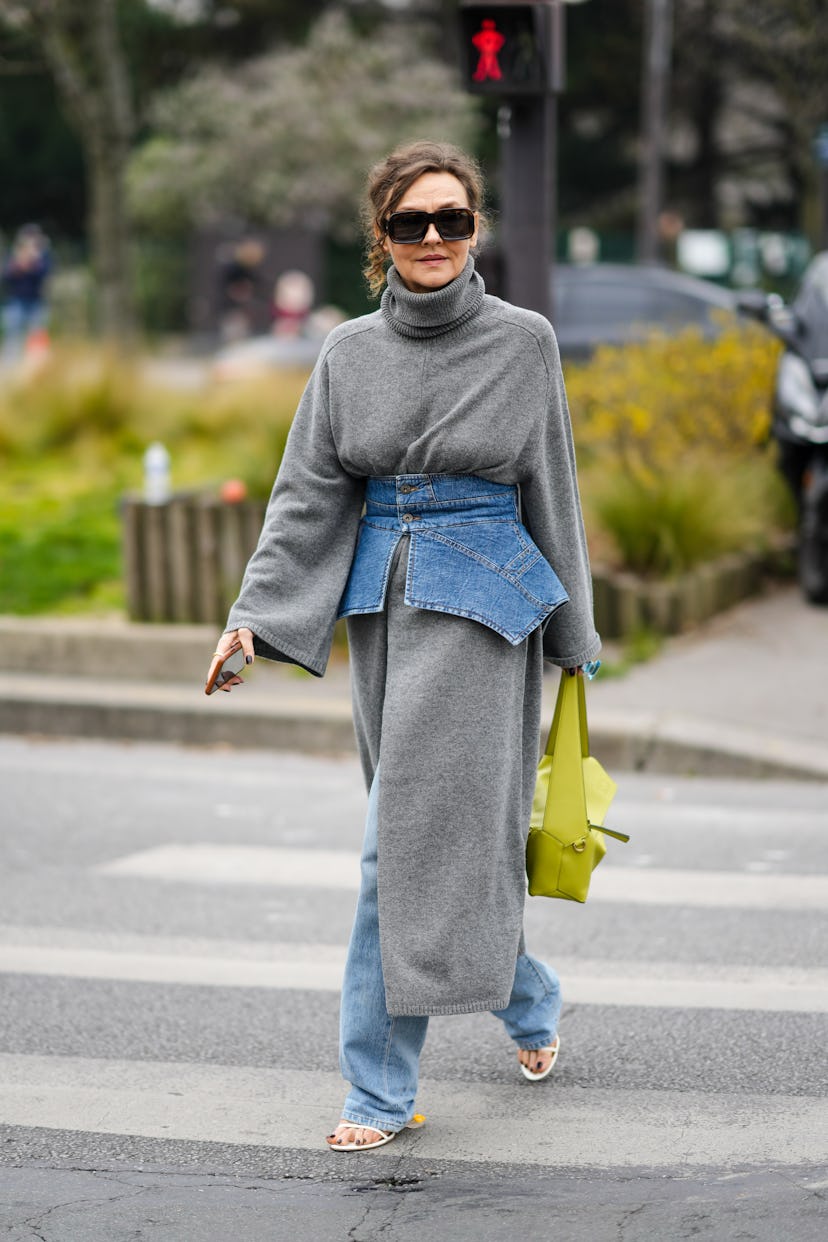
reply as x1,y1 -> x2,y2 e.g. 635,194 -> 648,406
2,674 -> 826,782
0,674 -> 355,757
588,709 -> 828,783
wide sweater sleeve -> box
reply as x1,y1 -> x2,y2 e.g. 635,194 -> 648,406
224,347 -> 365,676
517,322 -> 601,668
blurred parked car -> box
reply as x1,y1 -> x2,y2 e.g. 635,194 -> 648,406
210,305 -> 346,381
211,333 -> 323,381
551,264 -> 738,359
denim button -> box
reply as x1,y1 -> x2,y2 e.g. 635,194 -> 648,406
399,484 -> 414,494
402,513 -> 414,523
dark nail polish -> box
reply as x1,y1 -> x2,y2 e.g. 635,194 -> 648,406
245,655 -> 253,665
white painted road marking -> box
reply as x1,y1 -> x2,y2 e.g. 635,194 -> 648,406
95,844 -> 361,889
0,1053 -> 824,1169
94,843 -> 828,910
2,930 -> 826,1013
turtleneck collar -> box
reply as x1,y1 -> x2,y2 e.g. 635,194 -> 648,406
380,256 -> 486,339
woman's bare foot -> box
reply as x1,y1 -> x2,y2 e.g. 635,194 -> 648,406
517,1035 -> 560,1080
326,1121 -> 392,1149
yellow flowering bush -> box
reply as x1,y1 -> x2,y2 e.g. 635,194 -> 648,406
565,320 -> 780,478
564,323 -> 793,577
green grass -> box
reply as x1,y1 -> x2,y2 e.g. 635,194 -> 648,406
0,472 -> 123,614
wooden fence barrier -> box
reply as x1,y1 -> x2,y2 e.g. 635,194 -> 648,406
122,493 -> 795,633
122,494 -> 266,624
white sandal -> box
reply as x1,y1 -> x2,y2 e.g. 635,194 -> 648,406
326,1113 -> 426,1151
519,1035 -> 560,1082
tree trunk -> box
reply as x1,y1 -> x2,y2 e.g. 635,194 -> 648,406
88,135 -> 133,339
24,0 -> 135,340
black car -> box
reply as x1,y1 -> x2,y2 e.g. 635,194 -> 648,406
551,263 -> 738,359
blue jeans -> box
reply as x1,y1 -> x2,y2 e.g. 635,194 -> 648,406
1,300 -> 47,362
339,767 -> 562,1132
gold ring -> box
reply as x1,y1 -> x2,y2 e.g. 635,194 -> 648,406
212,651 -> 225,657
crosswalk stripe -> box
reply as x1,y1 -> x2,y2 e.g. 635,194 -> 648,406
96,844 -> 362,890
94,844 -> 828,910
2,935 -> 826,1013
1,1053 -> 824,1169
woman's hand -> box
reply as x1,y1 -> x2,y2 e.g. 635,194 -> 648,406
207,627 -> 255,693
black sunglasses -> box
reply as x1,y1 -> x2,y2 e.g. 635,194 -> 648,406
383,208 -> 476,245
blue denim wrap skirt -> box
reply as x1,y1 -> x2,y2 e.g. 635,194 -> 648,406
337,474 -> 568,643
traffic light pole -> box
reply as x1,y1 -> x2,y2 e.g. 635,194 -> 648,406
458,0 -> 568,322
501,93 -> 555,320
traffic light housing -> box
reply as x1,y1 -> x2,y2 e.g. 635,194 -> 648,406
458,3 -> 550,97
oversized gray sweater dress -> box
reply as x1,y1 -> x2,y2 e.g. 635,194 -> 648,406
226,257 -> 600,1017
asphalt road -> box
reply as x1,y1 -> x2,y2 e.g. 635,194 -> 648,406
0,737 -> 826,1241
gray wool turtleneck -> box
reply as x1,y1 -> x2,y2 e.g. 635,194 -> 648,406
380,259 -> 487,338
226,256 -> 600,675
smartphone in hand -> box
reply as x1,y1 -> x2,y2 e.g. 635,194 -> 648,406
205,642 -> 246,696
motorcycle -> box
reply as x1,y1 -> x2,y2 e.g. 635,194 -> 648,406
738,252 -> 828,604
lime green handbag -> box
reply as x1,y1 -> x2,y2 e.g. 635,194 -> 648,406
526,671 -> 629,902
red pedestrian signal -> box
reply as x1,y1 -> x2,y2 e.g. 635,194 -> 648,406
459,4 -> 549,97
472,19 -> 506,83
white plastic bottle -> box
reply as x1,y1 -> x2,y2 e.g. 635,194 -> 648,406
143,441 -> 171,505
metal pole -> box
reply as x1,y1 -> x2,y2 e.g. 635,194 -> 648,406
636,0 -> 673,264
500,1 -> 562,321
501,96 -> 552,318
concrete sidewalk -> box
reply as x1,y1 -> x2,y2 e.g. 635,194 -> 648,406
1,584 -> 826,779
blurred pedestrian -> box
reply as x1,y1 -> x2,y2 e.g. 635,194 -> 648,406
217,237 -> 266,343
208,140 -> 600,1151
272,269 -> 314,338
1,224 -> 52,363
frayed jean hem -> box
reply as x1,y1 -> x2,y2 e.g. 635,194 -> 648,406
513,1033 -> 558,1051
340,1110 -> 405,1133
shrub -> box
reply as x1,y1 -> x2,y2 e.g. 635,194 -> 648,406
0,344 -> 308,613
584,459 -> 790,577
0,344 -> 304,492
0,322 -> 795,616
565,321 -> 781,478
565,323 -> 792,575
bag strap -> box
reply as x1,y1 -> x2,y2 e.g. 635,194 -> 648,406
543,672 -> 589,760
541,672 -> 589,836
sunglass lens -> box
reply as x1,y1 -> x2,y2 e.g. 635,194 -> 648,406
388,213 -> 427,244
435,210 -> 474,240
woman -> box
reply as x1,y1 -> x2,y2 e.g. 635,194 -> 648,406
210,140 -> 600,1151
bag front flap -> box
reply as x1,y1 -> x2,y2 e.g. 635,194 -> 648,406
583,755 -> 617,826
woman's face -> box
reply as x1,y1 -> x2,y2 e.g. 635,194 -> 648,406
378,171 -> 479,295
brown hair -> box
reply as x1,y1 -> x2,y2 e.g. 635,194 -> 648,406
362,140 -> 487,298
